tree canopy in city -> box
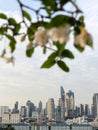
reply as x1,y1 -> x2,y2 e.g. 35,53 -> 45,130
0,0 -> 93,72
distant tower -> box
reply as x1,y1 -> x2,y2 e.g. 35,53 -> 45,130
59,86 -> 65,122
55,105 -> 61,122
92,93 -> 98,118
15,101 -> 18,110
38,101 -> 42,114
12,101 -> 19,113
66,90 -> 75,117
47,98 -> 55,121
26,100 -> 35,118
80,104 -> 84,116
85,104 -> 90,116
20,106 -> 26,117
60,86 -> 65,100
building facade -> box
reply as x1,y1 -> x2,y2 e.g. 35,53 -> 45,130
2,112 -> 20,124
47,98 -> 55,121
66,90 -> 75,117
92,93 -> 98,118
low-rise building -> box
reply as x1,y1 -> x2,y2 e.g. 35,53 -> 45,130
2,112 -> 20,124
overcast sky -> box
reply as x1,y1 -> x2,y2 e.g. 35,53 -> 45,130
0,0 -> 98,109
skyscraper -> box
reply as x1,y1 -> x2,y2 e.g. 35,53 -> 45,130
55,105 -> 61,122
47,98 -> 55,121
92,93 -> 98,118
12,101 -> 19,113
38,101 -> 42,114
26,100 -> 35,118
66,90 -> 75,117
80,104 -> 84,116
20,106 -> 27,117
85,104 -> 90,116
59,86 -> 65,121
60,86 -> 65,100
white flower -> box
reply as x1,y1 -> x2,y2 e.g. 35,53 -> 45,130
48,25 -> 70,44
74,28 -> 93,48
33,27 -> 49,46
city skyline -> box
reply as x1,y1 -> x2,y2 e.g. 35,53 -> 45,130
0,87 -> 96,109
0,0 -> 98,108
1,87 -> 98,121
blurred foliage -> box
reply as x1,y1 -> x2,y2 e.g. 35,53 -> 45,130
0,0 -> 93,72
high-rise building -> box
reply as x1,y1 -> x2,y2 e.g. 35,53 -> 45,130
66,90 -> 75,117
55,105 -> 61,122
92,93 -> 98,118
60,86 -> 65,100
12,101 -> 19,113
47,98 -> 55,121
38,101 -> 42,114
74,106 -> 80,117
20,106 -> 27,117
26,100 -> 35,118
59,86 -> 65,121
80,104 -> 84,116
85,104 -> 90,116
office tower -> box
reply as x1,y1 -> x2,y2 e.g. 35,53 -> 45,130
20,106 -> 27,117
38,101 -> 42,114
85,104 -> 90,116
15,101 -> 18,110
92,93 -> 98,118
74,106 -> 80,117
80,104 -> 84,116
59,86 -> 65,121
66,90 -> 75,117
47,98 -> 55,121
60,86 -> 65,100
12,101 -> 19,113
55,105 -> 61,122
26,100 -> 35,118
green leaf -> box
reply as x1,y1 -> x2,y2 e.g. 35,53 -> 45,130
13,24 -> 21,35
57,60 -> 69,72
22,10 -> 31,21
41,0 -> 57,11
54,42 -> 65,56
50,15 -> 75,27
6,34 -> 16,42
27,24 -> 37,40
6,35 -> 16,53
41,58 -> 56,68
26,48 -> 34,57
79,16 -> 84,22
0,27 -> 7,35
61,49 -> 74,59
8,18 -> 17,25
48,52 -> 58,60
0,13 -> 7,19
59,0 -> 69,7
9,41 -> 16,53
